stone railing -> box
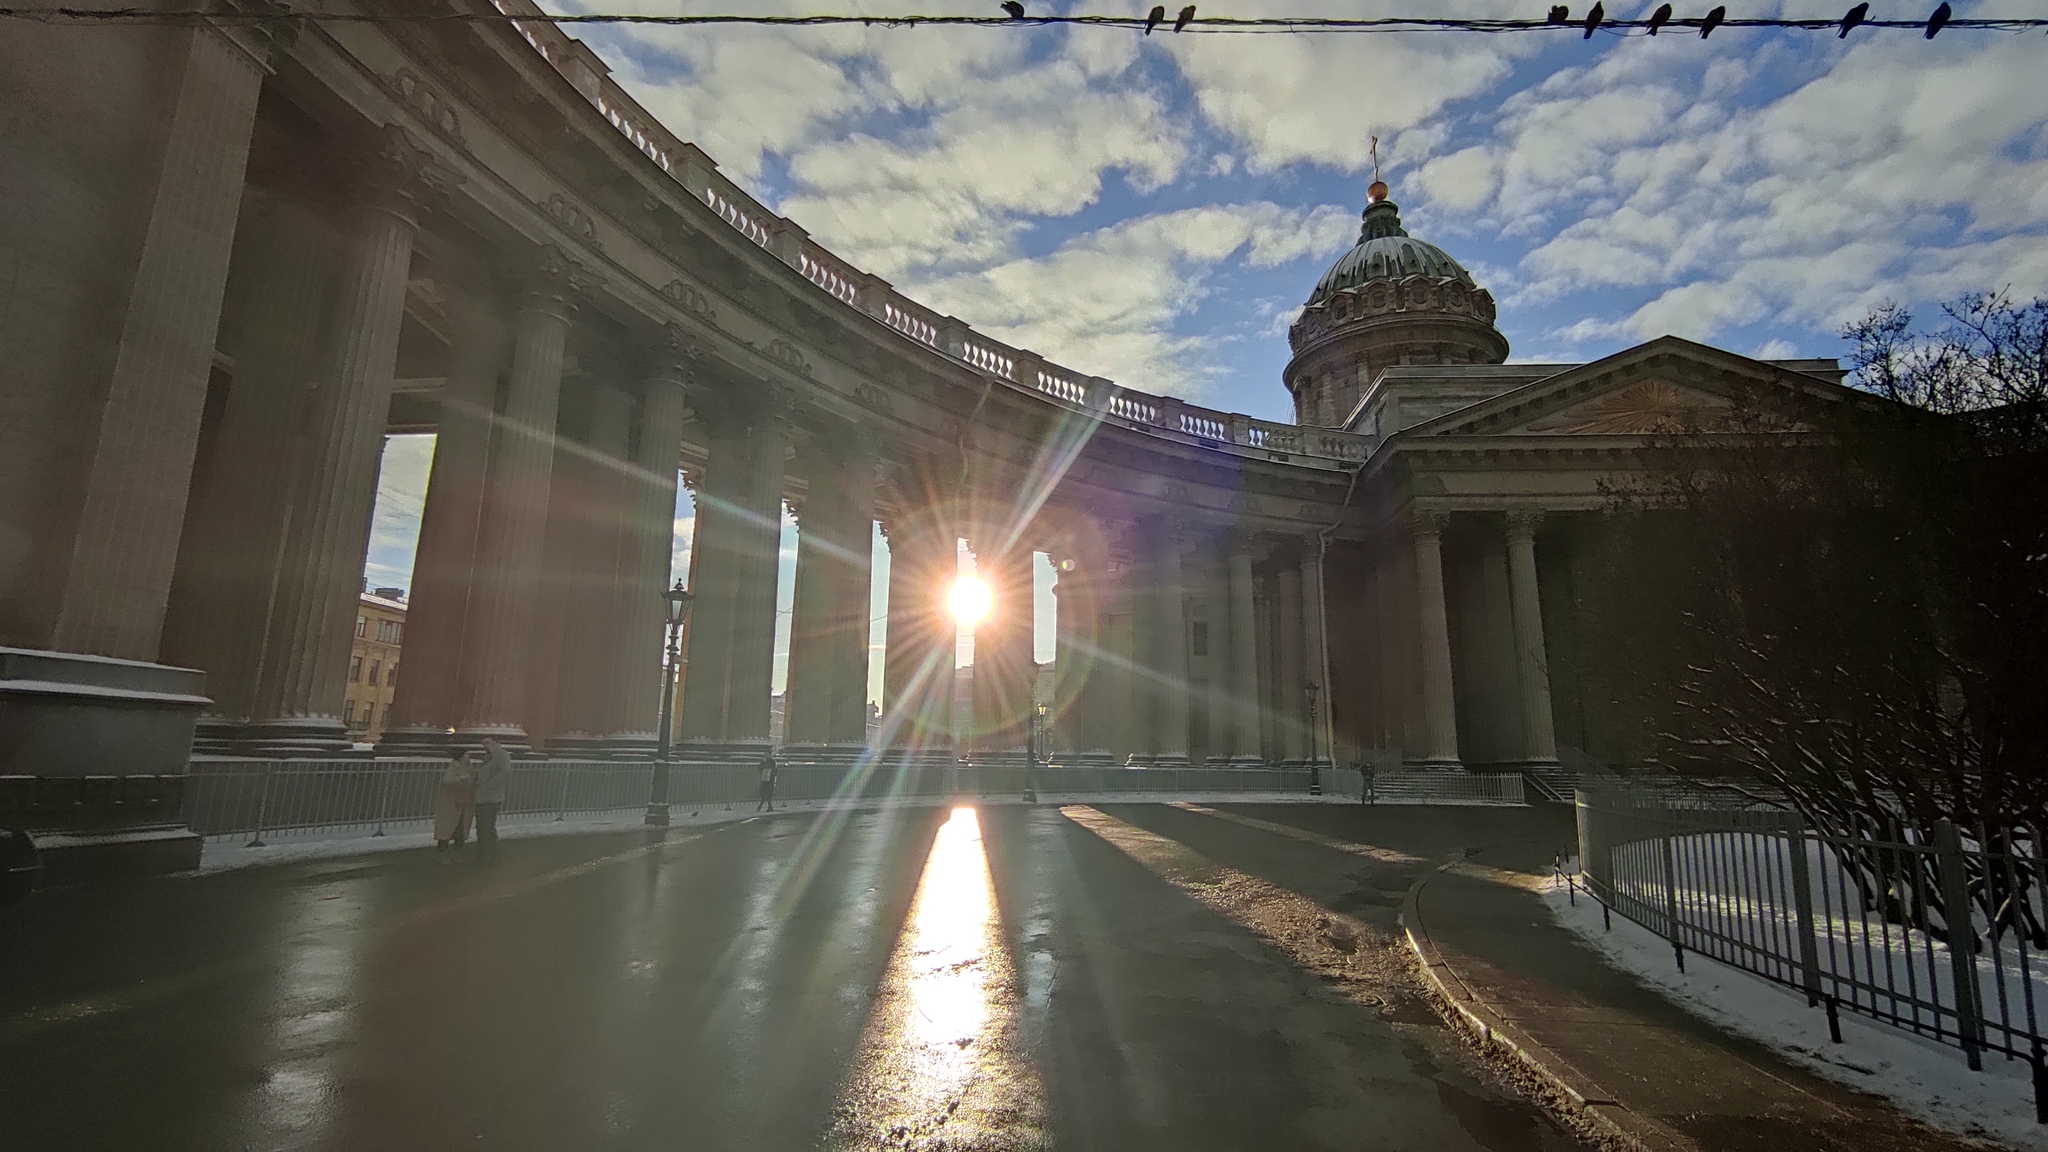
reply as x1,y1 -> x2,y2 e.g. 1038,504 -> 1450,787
487,0 -> 1375,467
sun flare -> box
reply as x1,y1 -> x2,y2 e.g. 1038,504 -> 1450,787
947,576 -> 993,627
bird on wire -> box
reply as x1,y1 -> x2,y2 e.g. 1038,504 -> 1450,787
1174,4 -> 1195,32
1699,4 -> 1725,37
1925,2 -> 1950,38
1547,5 -> 1570,25
1647,3 -> 1671,34
1838,2 -> 1866,37
1000,0 -> 1023,18
1582,1 -> 1603,38
1144,5 -> 1164,34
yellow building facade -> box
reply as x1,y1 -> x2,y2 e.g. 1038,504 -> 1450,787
344,590 -> 407,744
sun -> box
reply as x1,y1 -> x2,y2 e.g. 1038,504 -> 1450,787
946,576 -> 993,627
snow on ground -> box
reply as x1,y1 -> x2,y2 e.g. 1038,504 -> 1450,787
1546,875 -> 2048,1151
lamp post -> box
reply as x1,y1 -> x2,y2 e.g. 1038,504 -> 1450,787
1304,681 -> 1322,796
1026,701 -> 1049,802
645,578 -> 695,827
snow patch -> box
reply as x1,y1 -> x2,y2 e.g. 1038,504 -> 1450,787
1546,877 -> 2048,1150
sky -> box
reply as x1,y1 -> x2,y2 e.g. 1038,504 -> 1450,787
364,1 -> 2048,696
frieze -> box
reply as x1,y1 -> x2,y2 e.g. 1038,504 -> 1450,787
387,67 -> 465,147
853,380 -> 893,415
660,279 -> 716,322
766,339 -> 813,377
540,192 -> 601,250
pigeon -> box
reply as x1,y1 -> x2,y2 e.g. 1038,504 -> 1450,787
1583,1 -> 1603,38
1548,5 -> 1570,25
1145,5 -> 1165,34
1318,915 -> 1361,954
1924,1 -> 1951,39
1838,2 -> 1866,37
1174,4 -> 1195,32
1647,3 -> 1671,34
1001,0 -> 1024,18
1699,4 -> 1725,37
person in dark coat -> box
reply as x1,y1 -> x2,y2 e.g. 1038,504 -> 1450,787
755,750 -> 778,812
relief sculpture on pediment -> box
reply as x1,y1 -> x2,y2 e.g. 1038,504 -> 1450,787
1525,380 -> 1729,435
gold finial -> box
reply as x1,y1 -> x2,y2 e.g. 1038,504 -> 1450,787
1366,135 -> 1388,205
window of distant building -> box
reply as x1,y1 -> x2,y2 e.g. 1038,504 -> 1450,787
1191,622 -> 1209,657
343,699 -> 357,724
375,619 -> 401,643
388,662 -> 398,690
367,659 -> 380,687
356,616 -> 367,637
362,703 -> 374,728
349,655 -> 363,682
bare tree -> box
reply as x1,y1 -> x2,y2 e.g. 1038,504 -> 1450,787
1570,294 -> 2047,936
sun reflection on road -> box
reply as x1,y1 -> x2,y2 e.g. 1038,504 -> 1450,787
829,806 -> 1045,1149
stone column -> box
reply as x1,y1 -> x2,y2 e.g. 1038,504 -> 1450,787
603,338 -> 693,748
968,543 -> 1033,758
243,132 -> 435,752
1147,521 -> 1190,767
456,247 -> 586,743
548,384 -> 635,749
1411,512 -> 1462,768
883,523 -> 954,750
379,290 -> 508,751
782,448 -> 840,751
675,412 -> 749,748
1506,511 -> 1560,766
1274,562 -> 1304,765
1101,569 -> 1137,765
1050,551 -> 1100,760
49,25 -> 271,661
1299,543 -> 1332,768
720,410 -> 791,748
825,442 -> 878,748
1224,537 -> 1263,763
159,187 -> 335,737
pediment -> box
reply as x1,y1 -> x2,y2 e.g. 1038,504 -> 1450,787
1400,336 -> 1855,441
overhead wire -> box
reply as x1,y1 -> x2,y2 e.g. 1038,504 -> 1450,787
1,6 -> 2044,36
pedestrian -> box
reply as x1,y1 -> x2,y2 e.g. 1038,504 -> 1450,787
473,735 -> 511,859
755,750 -> 777,812
433,750 -> 475,858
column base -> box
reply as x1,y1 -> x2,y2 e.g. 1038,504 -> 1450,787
1401,756 -> 1467,772
669,739 -> 773,764
222,716 -> 361,757
1225,755 -> 1269,766
0,648 -> 211,882
374,725 -> 462,758
452,726 -> 534,757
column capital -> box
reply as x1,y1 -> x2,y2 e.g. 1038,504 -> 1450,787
355,123 -> 461,224
208,1 -> 299,73
1505,508 -> 1546,540
520,243 -> 602,315
1409,507 -> 1452,539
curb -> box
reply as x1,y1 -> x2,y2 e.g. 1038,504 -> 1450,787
1400,863 -> 1693,1152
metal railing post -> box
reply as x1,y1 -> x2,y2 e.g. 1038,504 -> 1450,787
1935,819 -> 1985,1070
371,765 -> 393,837
1786,813 -> 1824,1006
556,763 -> 571,822
246,765 -> 271,849
1661,829 -> 1685,972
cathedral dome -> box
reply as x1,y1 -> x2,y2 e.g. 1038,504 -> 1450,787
1283,185 -> 1508,429
1306,199 -> 1477,308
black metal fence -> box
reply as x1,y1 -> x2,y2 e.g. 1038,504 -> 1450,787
1574,788 -> 2048,1119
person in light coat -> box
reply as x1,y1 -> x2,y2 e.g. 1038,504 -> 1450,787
432,751 -> 476,856
473,736 -> 511,859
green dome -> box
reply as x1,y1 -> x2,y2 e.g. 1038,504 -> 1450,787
1306,198 -> 1475,307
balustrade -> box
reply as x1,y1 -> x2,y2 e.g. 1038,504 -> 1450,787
486,0 -> 1379,466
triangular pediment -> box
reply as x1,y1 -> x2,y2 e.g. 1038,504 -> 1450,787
1398,336 -> 1864,440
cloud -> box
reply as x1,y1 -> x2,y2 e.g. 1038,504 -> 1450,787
911,202 -> 1354,396
1162,0 -> 1534,173
1411,29 -> 2048,344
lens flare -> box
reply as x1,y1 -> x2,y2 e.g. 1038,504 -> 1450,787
947,576 -> 993,627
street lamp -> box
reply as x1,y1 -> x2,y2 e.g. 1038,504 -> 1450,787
645,578 -> 695,827
1026,701 -> 1050,802
1303,681 -> 1322,796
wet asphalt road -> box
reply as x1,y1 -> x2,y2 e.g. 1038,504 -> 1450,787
0,803 -> 1584,1151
